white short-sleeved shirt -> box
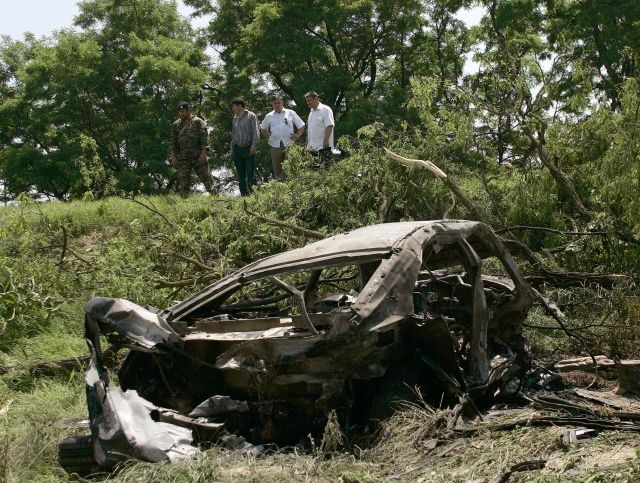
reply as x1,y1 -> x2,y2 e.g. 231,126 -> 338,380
260,108 -> 305,148
306,102 -> 335,150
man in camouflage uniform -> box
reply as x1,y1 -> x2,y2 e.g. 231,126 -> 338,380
170,101 -> 217,197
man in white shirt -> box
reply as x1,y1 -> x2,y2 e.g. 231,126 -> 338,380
304,91 -> 335,164
260,95 -> 305,181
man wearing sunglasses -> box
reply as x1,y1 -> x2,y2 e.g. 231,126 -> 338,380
170,101 -> 217,196
260,95 -> 305,181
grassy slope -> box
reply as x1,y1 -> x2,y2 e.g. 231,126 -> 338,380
1,196 -> 639,482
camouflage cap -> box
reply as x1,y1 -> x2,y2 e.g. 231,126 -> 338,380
178,101 -> 190,110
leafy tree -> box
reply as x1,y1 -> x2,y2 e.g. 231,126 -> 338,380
0,0 -> 208,199
590,79 -> 640,230
459,0 -> 598,219
0,36 -> 87,200
545,0 -> 640,109
186,0 -> 427,132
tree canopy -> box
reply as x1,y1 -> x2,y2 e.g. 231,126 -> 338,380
0,0 -> 639,207
0,0 -> 208,199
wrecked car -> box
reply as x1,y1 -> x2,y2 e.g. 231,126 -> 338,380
60,220 -> 539,473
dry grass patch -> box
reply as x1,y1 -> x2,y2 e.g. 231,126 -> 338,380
61,403 -> 640,482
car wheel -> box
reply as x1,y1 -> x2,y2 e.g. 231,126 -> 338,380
58,434 -> 99,476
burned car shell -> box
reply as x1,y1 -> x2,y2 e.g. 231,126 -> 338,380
80,220 -> 537,468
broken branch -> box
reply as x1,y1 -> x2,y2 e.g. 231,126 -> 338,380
462,415 -> 640,433
34,202 -> 93,267
0,349 -> 119,377
496,225 -> 608,237
243,201 -> 324,239
155,274 -> 214,288
385,148 -> 483,220
163,249 -> 214,272
124,196 -> 177,229
492,460 -> 546,483
535,290 -> 600,387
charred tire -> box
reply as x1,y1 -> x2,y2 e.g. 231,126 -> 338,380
58,434 -> 99,476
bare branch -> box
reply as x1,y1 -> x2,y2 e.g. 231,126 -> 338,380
243,201 -> 324,240
385,148 -> 484,220
58,225 -> 68,267
124,196 -> 177,229
163,249 -> 214,272
155,275 -> 213,288
496,225 -> 609,237
34,203 -> 93,266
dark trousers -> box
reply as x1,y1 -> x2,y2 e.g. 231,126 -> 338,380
233,145 -> 256,196
311,147 -> 332,169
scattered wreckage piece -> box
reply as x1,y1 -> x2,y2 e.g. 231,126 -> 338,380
554,355 -> 640,396
555,355 -> 619,373
457,413 -> 640,436
79,298 -> 209,472
616,361 -> 640,395
530,392 -> 640,423
61,220 -> 541,474
573,388 -> 640,411
563,427 -> 598,445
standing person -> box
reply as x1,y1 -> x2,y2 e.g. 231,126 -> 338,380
304,91 -> 335,164
260,95 -> 305,181
170,101 -> 216,197
230,97 -> 260,196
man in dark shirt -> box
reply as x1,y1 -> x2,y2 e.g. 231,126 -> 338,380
230,97 -> 260,196
170,101 -> 217,197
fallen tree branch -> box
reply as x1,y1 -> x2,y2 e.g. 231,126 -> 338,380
34,203 -> 93,267
523,127 -> 592,219
554,356 -> 640,373
499,238 -> 547,271
385,149 -> 633,292
491,460 -> 546,483
535,291 -> 600,388
614,226 -> 640,245
496,225 -> 608,237
58,226 -> 68,267
530,393 -> 640,419
155,274 -> 214,288
384,150 -> 549,272
243,201 -> 324,239
388,440 -> 465,479
525,271 -> 629,287
163,249 -> 214,272
223,293 -> 292,312
385,148 -> 483,220
459,415 -> 640,434
124,196 -> 177,229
